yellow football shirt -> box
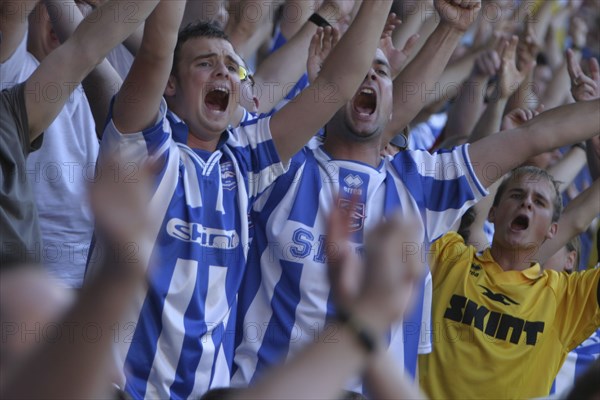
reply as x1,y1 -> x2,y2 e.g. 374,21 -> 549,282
419,233 -> 600,399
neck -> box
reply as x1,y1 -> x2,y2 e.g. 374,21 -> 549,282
489,242 -> 537,271
187,132 -> 220,152
323,124 -> 382,168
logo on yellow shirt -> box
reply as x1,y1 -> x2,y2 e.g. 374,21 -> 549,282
478,285 -> 520,306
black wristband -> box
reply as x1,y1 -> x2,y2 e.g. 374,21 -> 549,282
309,13 -> 332,28
337,308 -> 378,354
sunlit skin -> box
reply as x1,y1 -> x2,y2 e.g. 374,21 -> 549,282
532,63 -> 553,99
543,245 -> 577,273
324,48 -> 394,167
27,3 -> 61,61
489,174 -> 559,271
165,37 -> 242,152
523,148 -> 562,170
0,268 -> 74,387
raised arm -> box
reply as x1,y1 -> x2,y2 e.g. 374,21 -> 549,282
0,0 -> 39,62
469,36 -> 534,143
112,0 -> 186,134
253,0 -> 355,114
587,137 -> 600,181
537,179 -> 600,265
386,0 -> 481,138
0,155 -> 153,399
469,44 -> 600,187
181,0 -> 227,29
269,0 -> 393,164
547,146 -> 587,194
469,99 -> 600,188
45,0 -> 123,138
24,0 -> 160,140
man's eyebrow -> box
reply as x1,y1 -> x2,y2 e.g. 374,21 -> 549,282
224,55 -> 240,67
190,53 -> 217,62
532,190 -> 551,202
374,58 -> 391,69
189,53 -> 240,68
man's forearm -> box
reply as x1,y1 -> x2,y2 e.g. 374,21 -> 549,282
443,73 -> 489,143
469,97 -> 508,143
1,246 -> 145,399
526,100 -> 600,152
390,22 -> 463,134
25,0 -> 160,139
469,99 -> 600,188
0,0 -> 40,62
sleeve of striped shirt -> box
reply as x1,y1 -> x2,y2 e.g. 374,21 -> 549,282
100,98 -> 171,166
227,116 -> 286,199
391,144 -> 489,242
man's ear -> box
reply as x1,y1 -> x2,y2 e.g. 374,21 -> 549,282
565,249 -> 577,272
545,222 -> 558,240
165,75 -> 177,97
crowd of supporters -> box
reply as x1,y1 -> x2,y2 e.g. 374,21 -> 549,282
0,0 -> 599,398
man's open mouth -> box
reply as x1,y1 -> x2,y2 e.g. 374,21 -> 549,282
205,87 -> 230,112
510,215 -> 530,231
352,88 -> 377,116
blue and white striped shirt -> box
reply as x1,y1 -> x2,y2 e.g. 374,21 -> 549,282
232,144 -> 488,389
91,100 -> 285,399
550,329 -> 600,396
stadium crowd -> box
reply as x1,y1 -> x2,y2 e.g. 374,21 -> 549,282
0,0 -> 599,398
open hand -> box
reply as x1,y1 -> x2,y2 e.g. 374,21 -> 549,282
567,49 -> 600,102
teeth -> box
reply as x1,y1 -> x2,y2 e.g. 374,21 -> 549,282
213,87 -> 229,94
360,88 -> 375,95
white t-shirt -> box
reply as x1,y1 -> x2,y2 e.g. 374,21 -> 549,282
0,33 -> 98,287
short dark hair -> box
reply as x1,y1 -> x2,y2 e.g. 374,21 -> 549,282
172,20 -> 230,76
493,166 -> 563,223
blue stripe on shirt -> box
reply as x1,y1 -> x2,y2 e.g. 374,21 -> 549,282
253,259 -> 304,382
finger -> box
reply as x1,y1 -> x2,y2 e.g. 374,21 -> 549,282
486,53 -> 499,74
491,49 -> 501,71
535,103 -> 545,114
386,12 -> 397,25
521,57 -> 537,76
322,26 -> 333,53
382,13 -> 397,36
579,82 -> 597,96
504,35 -> 518,63
514,109 -> 527,121
485,55 -> 497,76
331,26 -> 340,48
309,28 -> 323,57
402,33 -> 420,56
467,0 -> 482,10
566,48 -> 583,81
589,57 -> 600,84
577,73 -> 596,88
326,199 -> 350,264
